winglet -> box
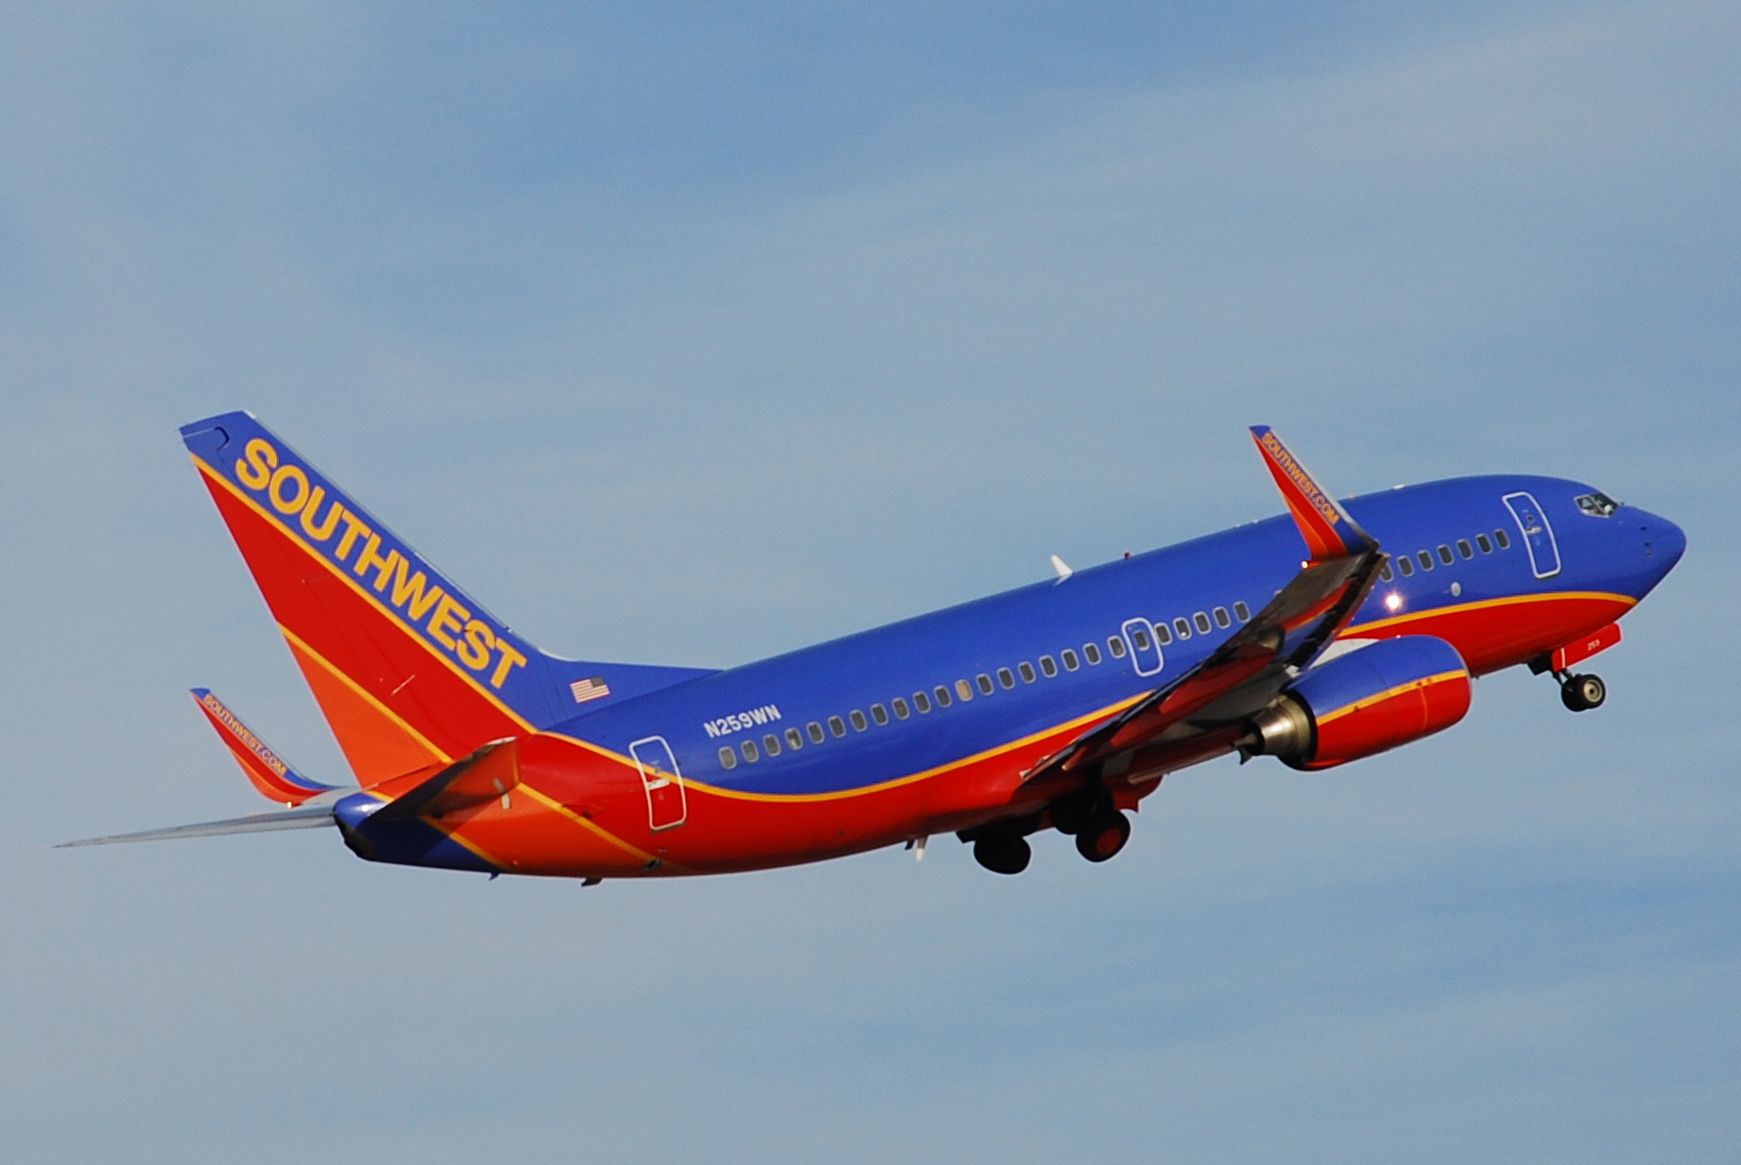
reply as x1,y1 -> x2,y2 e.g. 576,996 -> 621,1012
1249,426 -> 1375,562
190,688 -> 339,806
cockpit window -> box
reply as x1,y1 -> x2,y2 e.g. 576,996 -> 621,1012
1576,492 -> 1621,517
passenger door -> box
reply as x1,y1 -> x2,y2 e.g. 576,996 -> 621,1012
1503,491 -> 1562,579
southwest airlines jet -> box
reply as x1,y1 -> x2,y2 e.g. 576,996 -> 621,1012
64,413 -> 1685,879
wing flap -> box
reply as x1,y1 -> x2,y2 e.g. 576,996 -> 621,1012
1042,550 -> 1381,781
1028,427 -> 1386,787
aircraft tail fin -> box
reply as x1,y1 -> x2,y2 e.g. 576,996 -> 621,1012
180,412 -> 716,785
190,687 -> 339,806
1249,425 -> 1377,562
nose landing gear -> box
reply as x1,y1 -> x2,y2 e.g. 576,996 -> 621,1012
1558,671 -> 1607,712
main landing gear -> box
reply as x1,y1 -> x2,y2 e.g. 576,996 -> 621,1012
1053,789 -> 1132,864
1073,810 -> 1131,863
972,832 -> 1031,875
965,793 -> 1134,874
1557,671 -> 1607,713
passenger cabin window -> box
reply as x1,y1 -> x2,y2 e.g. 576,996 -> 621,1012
1398,556 -> 1414,576
1107,637 -> 1127,659
786,727 -> 803,751
1437,544 -> 1454,566
914,692 -> 931,714
828,715 -> 846,738
1194,611 -> 1212,634
935,685 -> 952,708
742,740 -> 760,763
976,674 -> 994,695
1234,601 -> 1251,621
850,710 -> 868,732
997,667 -> 1016,689
1130,626 -> 1152,651
892,697 -> 910,720
1214,606 -> 1231,629
719,746 -> 738,770
1018,662 -> 1036,683
1173,617 -> 1191,640
871,703 -> 889,726
955,679 -> 974,701
1417,551 -> 1434,572
1083,643 -> 1102,665
1155,623 -> 1172,645
1380,562 -> 1393,582
1477,533 -> 1493,554
764,734 -> 781,757
1040,656 -> 1058,678
1061,649 -> 1080,671
1457,539 -> 1474,560
1495,528 -> 1511,549
807,722 -> 825,744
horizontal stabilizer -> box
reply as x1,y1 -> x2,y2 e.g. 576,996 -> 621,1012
369,738 -> 522,825
1250,426 -> 1376,562
57,805 -> 335,848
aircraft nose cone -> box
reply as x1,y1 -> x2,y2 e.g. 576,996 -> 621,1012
1641,511 -> 1686,576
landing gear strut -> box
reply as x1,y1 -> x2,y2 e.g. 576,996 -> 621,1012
1558,671 -> 1606,712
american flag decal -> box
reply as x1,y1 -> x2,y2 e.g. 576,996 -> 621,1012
570,677 -> 611,704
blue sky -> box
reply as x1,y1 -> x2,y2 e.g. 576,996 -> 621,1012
3,3 -> 1737,1161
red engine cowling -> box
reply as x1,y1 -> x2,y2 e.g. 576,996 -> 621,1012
1245,635 -> 1472,771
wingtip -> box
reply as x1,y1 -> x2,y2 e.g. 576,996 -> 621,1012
1249,426 -> 1375,561
191,688 -> 339,804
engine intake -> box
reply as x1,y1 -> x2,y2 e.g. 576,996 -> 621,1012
1244,636 -> 1472,770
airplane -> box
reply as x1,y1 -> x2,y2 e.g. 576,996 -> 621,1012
62,413 -> 1685,879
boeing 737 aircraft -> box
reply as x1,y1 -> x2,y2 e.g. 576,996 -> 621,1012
64,414 -> 1684,878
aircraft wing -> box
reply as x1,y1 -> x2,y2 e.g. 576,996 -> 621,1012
1026,427 -> 1385,786
56,805 -> 336,847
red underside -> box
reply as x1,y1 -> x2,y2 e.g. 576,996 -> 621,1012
1348,594 -> 1632,675
426,722 -> 1106,877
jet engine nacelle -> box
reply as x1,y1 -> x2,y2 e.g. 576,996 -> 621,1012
1245,636 -> 1472,771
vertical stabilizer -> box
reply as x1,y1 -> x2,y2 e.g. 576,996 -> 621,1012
181,412 -> 716,784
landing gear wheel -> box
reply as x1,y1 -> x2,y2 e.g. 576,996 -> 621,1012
1049,794 -> 1091,836
1075,811 -> 1131,863
973,834 -> 1032,875
1560,673 -> 1606,712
